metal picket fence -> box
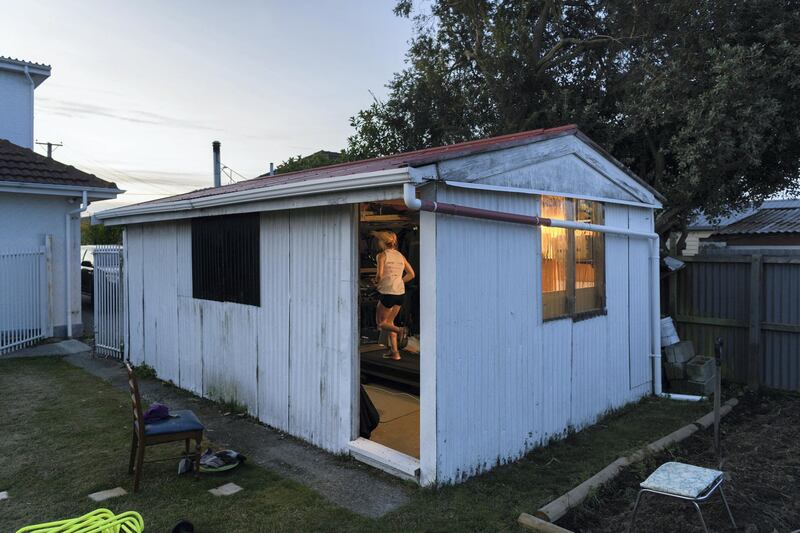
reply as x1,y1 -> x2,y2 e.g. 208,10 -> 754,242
93,245 -> 124,358
0,243 -> 50,355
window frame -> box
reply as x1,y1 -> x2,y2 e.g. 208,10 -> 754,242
540,196 -> 606,322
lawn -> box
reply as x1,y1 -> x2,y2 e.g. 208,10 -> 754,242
0,357 -> 710,532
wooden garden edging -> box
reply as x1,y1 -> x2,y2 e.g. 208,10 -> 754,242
518,398 -> 739,532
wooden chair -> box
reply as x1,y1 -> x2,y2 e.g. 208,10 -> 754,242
126,363 -> 204,492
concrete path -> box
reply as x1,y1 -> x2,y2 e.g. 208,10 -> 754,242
64,353 -> 411,519
2,339 -> 91,359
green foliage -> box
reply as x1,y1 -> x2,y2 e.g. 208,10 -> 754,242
275,150 -> 346,174
81,217 -> 122,245
132,363 -> 157,380
347,0 -> 800,233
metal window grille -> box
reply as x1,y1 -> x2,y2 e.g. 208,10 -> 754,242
191,213 -> 260,306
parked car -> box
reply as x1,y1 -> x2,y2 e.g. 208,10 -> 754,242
80,245 -> 95,302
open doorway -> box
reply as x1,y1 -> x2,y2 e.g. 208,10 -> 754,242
357,199 -> 421,460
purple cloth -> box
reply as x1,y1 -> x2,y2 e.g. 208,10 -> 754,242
143,402 -> 170,422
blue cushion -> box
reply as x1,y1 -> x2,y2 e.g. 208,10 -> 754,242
144,409 -> 204,436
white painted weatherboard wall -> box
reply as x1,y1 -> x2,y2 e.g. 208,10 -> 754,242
0,192 -> 80,335
124,205 -> 358,452
430,186 -> 653,484
0,69 -> 34,149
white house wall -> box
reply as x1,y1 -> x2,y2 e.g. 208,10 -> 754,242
0,192 -> 81,335
124,205 -> 357,452
0,70 -> 34,148
432,186 -> 653,484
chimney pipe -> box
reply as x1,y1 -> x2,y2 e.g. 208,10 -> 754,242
269,162 -> 275,176
212,141 -> 221,187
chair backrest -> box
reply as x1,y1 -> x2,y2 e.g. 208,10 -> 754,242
126,363 -> 145,439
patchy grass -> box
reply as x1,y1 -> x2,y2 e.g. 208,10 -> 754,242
0,358 -> 710,532
131,363 -> 157,380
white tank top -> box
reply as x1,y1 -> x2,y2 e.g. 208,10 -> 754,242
377,249 -> 406,295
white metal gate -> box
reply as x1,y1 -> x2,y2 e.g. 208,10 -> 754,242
93,245 -> 124,358
0,242 -> 51,355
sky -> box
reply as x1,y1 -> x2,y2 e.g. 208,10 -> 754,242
0,0 -> 413,212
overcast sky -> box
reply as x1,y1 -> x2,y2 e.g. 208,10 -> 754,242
1,0 -> 412,212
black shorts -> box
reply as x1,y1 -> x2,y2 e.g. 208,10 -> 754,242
378,293 -> 405,308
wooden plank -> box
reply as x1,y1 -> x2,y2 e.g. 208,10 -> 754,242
678,255 -> 751,263
675,315 -> 748,329
518,513 -> 574,532
348,438 -> 420,482
748,254 -> 763,390
762,256 -> 800,265
762,322 -> 800,334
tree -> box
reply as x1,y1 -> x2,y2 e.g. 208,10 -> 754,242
275,150 -> 345,174
347,0 -> 800,239
81,217 -> 122,245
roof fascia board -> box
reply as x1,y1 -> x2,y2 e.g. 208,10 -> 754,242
573,131 -> 666,205
96,167 -> 411,224
567,136 -> 662,208
0,180 -> 123,199
0,61 -> 51,85
443,180 -> 659,209
96,185 -> 406,226
429,134 -> 661,208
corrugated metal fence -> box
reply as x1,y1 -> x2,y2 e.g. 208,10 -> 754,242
0,240 -> 51,355
669,254 -> 800,390
93,245 -> 124,358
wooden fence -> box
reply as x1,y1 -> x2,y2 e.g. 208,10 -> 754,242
669,254 -> 800,391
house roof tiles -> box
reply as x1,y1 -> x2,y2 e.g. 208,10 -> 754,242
0,139 -> 117,190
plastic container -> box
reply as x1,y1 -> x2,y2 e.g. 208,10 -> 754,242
660,316 -> 680,347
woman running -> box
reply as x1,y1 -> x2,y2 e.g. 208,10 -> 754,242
371,230 -> 415,361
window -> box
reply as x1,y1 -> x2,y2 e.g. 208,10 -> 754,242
192,213 -> 260,306
541,196 -> 605,320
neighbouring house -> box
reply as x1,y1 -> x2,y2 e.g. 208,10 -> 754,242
679,209 -> 756,256
679,199 -> 800,256
0,56 -> 120,352
95,125 -> 665,485
698,200 -> 800,253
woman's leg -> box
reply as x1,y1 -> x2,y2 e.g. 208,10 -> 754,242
376,302 -> 403,359
376,302 -> 401,333
386,305 -> 402,357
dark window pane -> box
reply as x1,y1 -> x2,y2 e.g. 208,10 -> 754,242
192,213 -> 260,306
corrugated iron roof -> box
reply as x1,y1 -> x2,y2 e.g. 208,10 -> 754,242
715,205 -> 800,235
0,55 -> 51,69
133,124 -> 661,208
0,139 -> 117,189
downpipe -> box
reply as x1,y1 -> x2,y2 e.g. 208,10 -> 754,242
66,191 -> 89,338
403,183 -> 698,401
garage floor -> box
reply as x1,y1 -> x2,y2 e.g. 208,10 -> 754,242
364,384 -> 420,459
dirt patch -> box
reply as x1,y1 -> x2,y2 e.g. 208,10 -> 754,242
559,390 -> 800,532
